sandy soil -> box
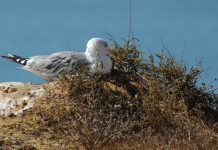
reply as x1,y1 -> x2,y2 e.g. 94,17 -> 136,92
0,82 -> 48,149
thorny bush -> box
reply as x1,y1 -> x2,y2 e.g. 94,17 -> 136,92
34,38 -> 218,149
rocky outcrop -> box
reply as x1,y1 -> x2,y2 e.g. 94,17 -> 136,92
0,82 -> 45,117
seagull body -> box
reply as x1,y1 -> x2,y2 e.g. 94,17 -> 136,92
1,38 -> 113,81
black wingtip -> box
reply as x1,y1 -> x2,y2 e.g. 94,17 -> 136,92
1,55 -> 9,59
1,53 -> 14,58
0,53 -> 28,65
1,54 -> 14,62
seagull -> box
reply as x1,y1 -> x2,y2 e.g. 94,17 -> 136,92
1,38 -> 113,81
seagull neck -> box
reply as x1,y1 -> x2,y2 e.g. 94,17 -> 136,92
86,51 -> 110,64
85,51 -> 95,62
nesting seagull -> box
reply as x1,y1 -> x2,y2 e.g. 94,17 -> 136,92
1,38 -> 113,81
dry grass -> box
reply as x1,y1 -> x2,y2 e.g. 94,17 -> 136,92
1,38 -> 218,149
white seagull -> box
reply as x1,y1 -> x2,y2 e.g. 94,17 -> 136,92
1,38 -> 113,81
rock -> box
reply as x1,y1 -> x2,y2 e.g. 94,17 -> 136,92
3,87 -> 17,93
0,82 -> 45,117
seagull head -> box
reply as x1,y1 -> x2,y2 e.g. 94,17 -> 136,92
85,38 -> 111,58
85,38 -> 113,74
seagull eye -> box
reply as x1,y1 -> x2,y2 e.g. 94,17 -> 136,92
103,42 -> 108,47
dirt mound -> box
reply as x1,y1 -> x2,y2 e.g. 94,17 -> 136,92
0,39 -> 218,149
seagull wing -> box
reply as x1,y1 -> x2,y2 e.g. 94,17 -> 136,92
24,51 -> 88,80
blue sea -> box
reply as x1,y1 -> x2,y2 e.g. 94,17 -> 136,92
0,0 -> 217,88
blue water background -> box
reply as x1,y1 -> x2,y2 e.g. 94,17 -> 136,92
0,0 -> 217,88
